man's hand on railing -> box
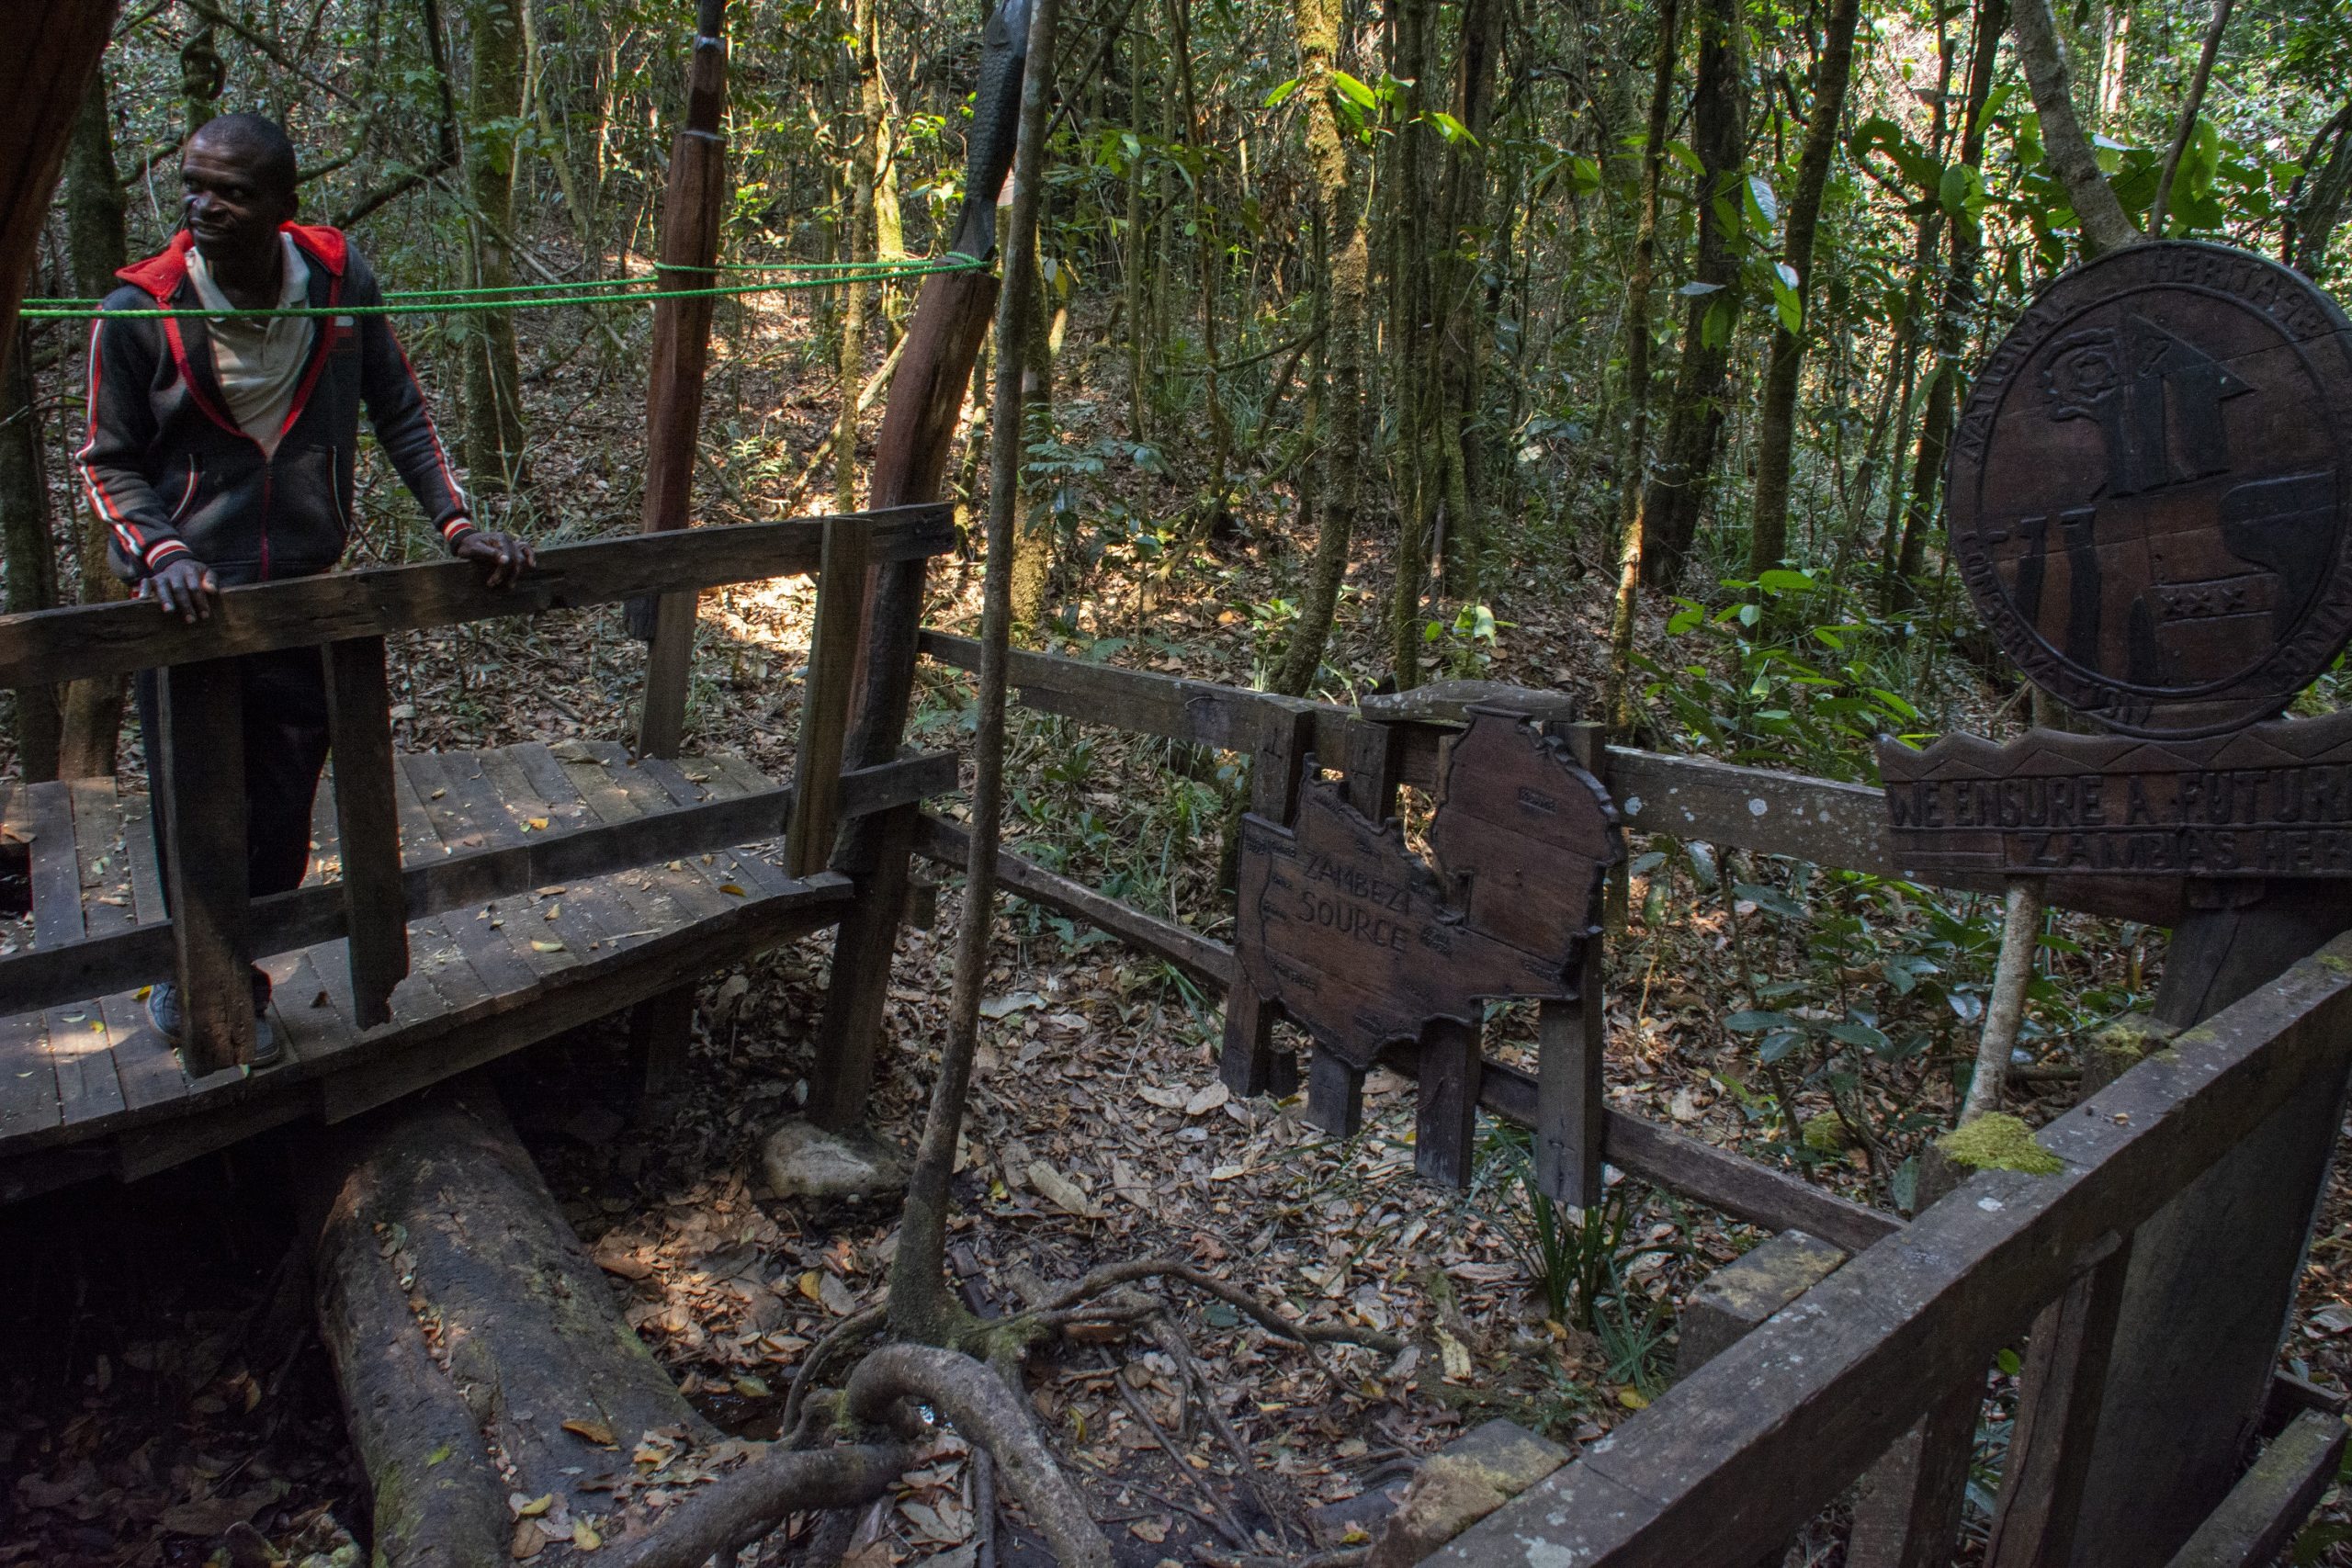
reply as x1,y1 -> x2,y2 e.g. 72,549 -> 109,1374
455,530 -> 537,589
141,558 -> 220,624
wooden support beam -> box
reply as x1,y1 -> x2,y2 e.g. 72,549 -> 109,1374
786,515 -> 871,876
322,638 -> 408,1028
0,751 -> 953,1019
1984,1238 -> 2136,1568
157,660 -> 253,1072
634,0 -> 732,759
0,3 -> 114,363
1537,720 -> 1610,1209
1218,705 -> 1316,1100
0,505 -> 953,693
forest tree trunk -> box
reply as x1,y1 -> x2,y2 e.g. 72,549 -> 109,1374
462,0 -> 531,501
1603,0 -> 1680,733
836,0 -> 884,512
0,333 -> 61,781
1635,0 -> 1747,588
1746,0 -> 1861,580
1272,0 -> 1368,698
59,70 -> 130,779
1383,0 -> 1435,682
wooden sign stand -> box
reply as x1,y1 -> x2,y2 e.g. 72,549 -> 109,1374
1884,240 -> 2352,1564
1222,697 -> 1622,1197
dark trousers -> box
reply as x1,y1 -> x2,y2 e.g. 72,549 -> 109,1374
135,647 -> 334,912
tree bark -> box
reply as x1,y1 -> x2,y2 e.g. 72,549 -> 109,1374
1746,0 -> 1861,579
1383,0 -> 1436,684
1891,0 -> 2007,602
1425,0 -> 1505,604
0,332 -> 61,780
461,0 -> 531,500
2290,103 -> 2352,276
2011,0 -> 2142,255
59,70 -> 130,780
1603,0 -> 1680,733
1272,0 -> 1368,699
1635,0 -> 1747,588
836,0 -> 884,513
303,1082 -> 718,1565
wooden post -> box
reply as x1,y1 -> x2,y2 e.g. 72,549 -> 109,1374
1984,1238 -> 2136,1567
1217,706 -> 1317,1100
803,263 -> 999,1128
1847,1378 -> 1984,1568
2032,883 -> 2352,1565
323,637 -> 409,1028
786,514 -> 871,878
632,0 -> 730,761
157,659 -> 254,1072
1537,720 -> 1609,1207
1416,1014 -> 1482,1185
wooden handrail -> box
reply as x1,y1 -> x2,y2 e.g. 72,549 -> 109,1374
0,750 -> 951,1021
1431,934 -> 2352,1567
916,628 -> 2172,923
0,503 -> 954,691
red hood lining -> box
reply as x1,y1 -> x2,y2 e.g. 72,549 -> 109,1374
115,223 -> 350,303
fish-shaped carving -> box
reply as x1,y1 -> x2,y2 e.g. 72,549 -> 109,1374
1234,709 -> 1622,1072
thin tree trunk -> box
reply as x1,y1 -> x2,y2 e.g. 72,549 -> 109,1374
1383,0 -> 1435,683
462,0 -> 531,499
1,333 -> 61,781
1635,0 -> 1746,588
835,0 -> 883,512
2290,103 -> 2352,274
1272,0 -> 1368,699
2012,0 -> 2141,255
1428,0 -> 1504,604
1603,0 -> 1679,733
2148,0 -> 2233,236
1892,0 -> 2008,602
1747,0 -> 1860,580
888,0 -> 1060,1350
59,69 -> 129,780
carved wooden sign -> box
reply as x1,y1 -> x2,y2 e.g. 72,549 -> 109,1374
1890,243 -> 2352,884
1880,708 -> 2352,880
1234,709 -> 1622,1072
1949,242 -> 2352,739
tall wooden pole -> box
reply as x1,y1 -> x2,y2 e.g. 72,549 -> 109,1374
0,1 -> 116,375
633,0 -> 730,759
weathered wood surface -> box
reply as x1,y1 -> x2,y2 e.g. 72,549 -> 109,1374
0,1 -> 113,361
918,630 -> 2173,921
1949,242 -> 2352,739
1431,931 -> 2352,1568
324,638 -> 409,1026
0,750 -> 948,1020
157,660 -> 254,1072
0,505 -> 954,692
2160,1408 -> 2346,1568
0,748 -> 862,1194
786,514 -> 871,875
633,0 -> 732,757
1881,707 -> 2352,884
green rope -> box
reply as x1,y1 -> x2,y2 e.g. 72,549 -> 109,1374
18,253 -> 981,320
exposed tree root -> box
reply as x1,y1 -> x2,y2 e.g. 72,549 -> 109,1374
845,1343 -> 1115,1568
594,1440 -> 914,1568
1031,1257 -> 1403,1353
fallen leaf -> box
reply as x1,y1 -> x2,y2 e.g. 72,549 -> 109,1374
429,788 -> 447,800
532,940 -> 565,953
979,991 -> 1044,1020
1437,1328 -> 1474,1382
526,817 -> 550,831
1129,1518 -> 1170,1543
1184,1081 -> 1230,1116
718,883 -> 748,897
1027,1160 -> 1100,1218
513,1493 -> 554,1517
1619,1388 -> 1650,1410
1137,1085 -> 1189,1110
511,1518 -> 548,1560
818,1272 -> 859,1315
572,1520 -> 602,1551
562,1418 -> 616,1446
427,1444 -> 454,1465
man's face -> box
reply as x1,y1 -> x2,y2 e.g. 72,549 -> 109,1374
181,135 -> 295,271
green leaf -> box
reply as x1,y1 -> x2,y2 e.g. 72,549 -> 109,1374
1734,881 -> 1808,920
1758,1029 -> 1807,1065
1724,1010 -> 1794,1033
1427,110 -> 1478,145
1263,76 -> 1303,107
1332,70 -> 1378,109
1826,1021 -> 1891,1052
1757,569 -> 1815,592
1746,173 -> 1780,228
1996,1348 -> 2024,1377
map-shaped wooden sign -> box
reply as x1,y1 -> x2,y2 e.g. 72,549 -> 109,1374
1233,709 -> 1623,1071
1948,242 -> 2352,738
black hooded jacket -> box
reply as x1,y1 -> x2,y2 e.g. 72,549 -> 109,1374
77,223 -> 476,588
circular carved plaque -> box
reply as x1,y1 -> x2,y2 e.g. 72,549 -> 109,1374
1948,241 -> 2352,738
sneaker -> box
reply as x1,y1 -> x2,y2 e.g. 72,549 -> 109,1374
144,976 -> 281,1068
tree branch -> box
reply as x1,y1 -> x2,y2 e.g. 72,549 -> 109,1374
2009,0 -> 2141,255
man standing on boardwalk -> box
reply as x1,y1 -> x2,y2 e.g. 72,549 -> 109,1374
75,112 -> 535,1064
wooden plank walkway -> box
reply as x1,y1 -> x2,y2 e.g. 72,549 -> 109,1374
0,744 -> 852,1201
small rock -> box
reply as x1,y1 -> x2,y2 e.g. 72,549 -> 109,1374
761,1119 -> 910,1203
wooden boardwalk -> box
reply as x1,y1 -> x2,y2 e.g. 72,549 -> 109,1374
0,742 -> 853,1202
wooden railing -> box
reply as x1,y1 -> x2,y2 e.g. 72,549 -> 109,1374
912,630 -> 2352,1565
0,502 -> 955,1069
